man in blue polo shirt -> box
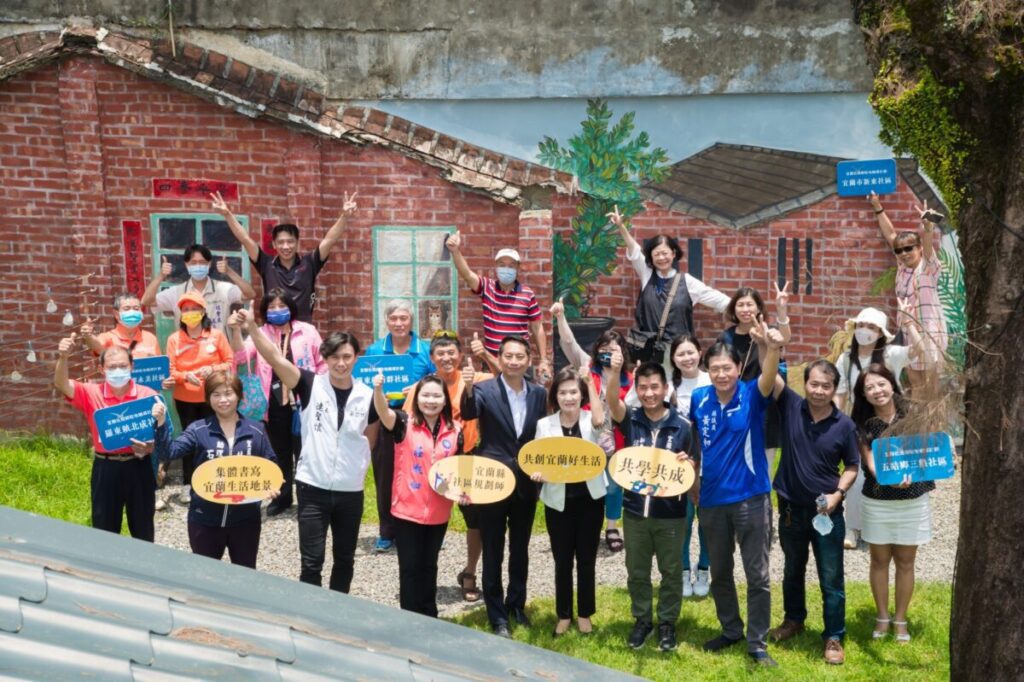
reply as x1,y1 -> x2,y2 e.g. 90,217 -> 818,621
768,359 -> 859,665
690,321 -> 785,667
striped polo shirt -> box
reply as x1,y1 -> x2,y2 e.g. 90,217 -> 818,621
474,276 -> 541,354
896,254 -> 947,370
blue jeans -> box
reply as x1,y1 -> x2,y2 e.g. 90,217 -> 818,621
682,497 -> 709,571
778,497 -> 846,640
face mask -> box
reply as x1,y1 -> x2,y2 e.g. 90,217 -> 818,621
187,264 -> 210,280
854,328 -> 881,346
496,267 -> 517,286
181,311 -> 204,328
119,310 -> 143,328
105,368 -> 132,388
266,309 -> 291,326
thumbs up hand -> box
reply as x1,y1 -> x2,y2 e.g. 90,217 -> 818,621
160,255 -> 172,279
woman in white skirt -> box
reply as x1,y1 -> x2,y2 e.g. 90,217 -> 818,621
852,363 -> 933,644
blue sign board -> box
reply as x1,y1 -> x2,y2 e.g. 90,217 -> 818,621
95,396 -> 162,451
872,432 -> 955,485
836,158 -> 898,196
353,354 -> 416,398
132,355 -> 170,391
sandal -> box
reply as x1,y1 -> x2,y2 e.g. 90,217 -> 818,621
605,528 -> 624,553
893,620 -> 911,643
872,617 -> 891,639
457,571 -> 481,602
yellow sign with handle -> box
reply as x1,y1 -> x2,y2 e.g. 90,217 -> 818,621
191,455 -> 284,505
608,446 -> 695,497
517,436 -> 606,483
429,454 -> 515,504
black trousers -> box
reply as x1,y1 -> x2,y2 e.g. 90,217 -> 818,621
91,454 -> 156,541
545,494 -> 605,619
478,488 -> 537,626
371,434 -> 396,540
187,517 -> 262,568
174,399 -> 213,485
393,517 -> 448,617
296,482 -> 363,593
265,403 -> 299,504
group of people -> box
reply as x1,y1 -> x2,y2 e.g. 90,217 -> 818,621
56,191 -> 949,667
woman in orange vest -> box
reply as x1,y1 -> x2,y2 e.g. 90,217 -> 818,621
166,291 -> 234,503
373,368 -> 468,617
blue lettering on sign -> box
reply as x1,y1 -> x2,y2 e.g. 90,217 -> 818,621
872,432 -> 956,485
94,396 -> 163,451
132,356 -> 170,391
836,159 -> 898,197
352,354 -> 418,395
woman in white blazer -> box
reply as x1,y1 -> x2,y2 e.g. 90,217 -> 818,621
531,367 -> 606,637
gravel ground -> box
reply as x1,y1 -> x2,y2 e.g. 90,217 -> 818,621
154,471 -> 959,619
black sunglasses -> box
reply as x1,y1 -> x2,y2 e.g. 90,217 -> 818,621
893,245 -> 917,255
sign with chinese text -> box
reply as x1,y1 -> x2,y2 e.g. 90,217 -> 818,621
191,455 -> 284,504
152,178 -> 239,201
608,446 -> 696,497
429,454 -> 515,504
518,436 -> 606,484
121,220 -> 145,299
131,355 -> 170,391
872,432 -> 955,485
353,354 -> 416,401
836,159 -> 898,196
95,396 -> 160,451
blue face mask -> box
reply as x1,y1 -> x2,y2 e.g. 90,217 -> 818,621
266,308 -> 291,326
496,267 -> 517,286
105,368 -> 132,388
119,310 -> 143,328
187,264 -> 210,280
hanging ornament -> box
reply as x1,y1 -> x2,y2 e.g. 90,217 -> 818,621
46,292 -> 57,314
10,370 -> 22,382
62,310 -> 74,327
26,342 -> 37,363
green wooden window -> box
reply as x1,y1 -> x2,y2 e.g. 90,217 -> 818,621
372,226 -> 456,339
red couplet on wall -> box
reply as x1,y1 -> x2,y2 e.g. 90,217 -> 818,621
151,178 -> 239,201
261,218 -> 278,256
121,220 -> 145,299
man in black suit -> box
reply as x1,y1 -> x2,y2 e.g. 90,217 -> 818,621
461,335 -> 547,637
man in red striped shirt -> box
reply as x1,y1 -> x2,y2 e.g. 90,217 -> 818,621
446,231 -> 551,383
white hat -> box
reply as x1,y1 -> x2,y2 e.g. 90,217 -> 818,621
494,248 -> 521,263
848,307 -> 894,341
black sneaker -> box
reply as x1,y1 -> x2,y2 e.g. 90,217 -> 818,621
749,650 -> 779,667
658,623 -> 678,652
703,634 -> 743,652
627,619 -> 654,649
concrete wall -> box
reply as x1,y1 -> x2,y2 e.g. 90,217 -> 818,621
1,1 -> 873,99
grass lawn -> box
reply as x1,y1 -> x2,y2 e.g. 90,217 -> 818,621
0,434 -> 94,526
450,582 -> 951,681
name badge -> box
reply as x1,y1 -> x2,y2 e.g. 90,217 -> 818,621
206,344 -> 216,354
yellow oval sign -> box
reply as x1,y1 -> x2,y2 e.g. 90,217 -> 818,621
608,446 -> 696,497
428,454 -> 516,505
191,455 -> 284,505
517,436 -> 607,484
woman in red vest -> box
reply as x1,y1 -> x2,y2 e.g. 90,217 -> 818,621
372,368 -> 467,617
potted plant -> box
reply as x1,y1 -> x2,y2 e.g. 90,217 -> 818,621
538,99 -> 669,367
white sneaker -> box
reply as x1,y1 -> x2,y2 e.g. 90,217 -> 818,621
178,486 -> 191,504
844,528 -> 860,550
694,568 -> 710,597
682,570 -> 694,598
155,496 -> 167,512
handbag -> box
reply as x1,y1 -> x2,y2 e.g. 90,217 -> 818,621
237,356 -> 268,421
627,274 -> 681,363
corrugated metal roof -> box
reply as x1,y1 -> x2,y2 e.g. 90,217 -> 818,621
642,143 -> 945,229
0,507 -> 636,681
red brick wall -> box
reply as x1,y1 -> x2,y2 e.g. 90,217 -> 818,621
552,182 -> 928,363
0,56 -> 533,434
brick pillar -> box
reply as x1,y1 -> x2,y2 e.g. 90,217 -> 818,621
518,208 -> 553,359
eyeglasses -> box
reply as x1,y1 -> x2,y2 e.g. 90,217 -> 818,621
433,329 -> 458,339
893,245 -> 918,255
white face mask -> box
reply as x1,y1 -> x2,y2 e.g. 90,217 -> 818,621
854,328 -> 881,347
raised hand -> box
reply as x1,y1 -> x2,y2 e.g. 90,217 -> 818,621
372,368 -> 385,391
235,308 -> 255,331
216,257 -> 228,274
151,397 -> 167,426
463,355 -> 476,391
764,324 -> 786,349
470,331 -> 486,358
772,280 -> 791,314
550,296 -> 565,319
445,230 -> 462,253
210,191 -> 229,214
58,333 -> 78,357
606,340 -> 624,372
605,204 -> 626,229
341,191 -> 359,217
869,190 -> 882,212
160,255 -> 172,279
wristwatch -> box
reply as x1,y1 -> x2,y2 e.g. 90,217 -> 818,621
836,488 -> 847,499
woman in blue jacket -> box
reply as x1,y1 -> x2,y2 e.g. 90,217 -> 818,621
157,370 -> 279,568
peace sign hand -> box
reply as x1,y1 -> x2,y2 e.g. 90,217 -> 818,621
605,204 -> 626,229
772,280 -> 791,318
341,191 -> 359,217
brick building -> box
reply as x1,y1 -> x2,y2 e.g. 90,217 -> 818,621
0,27 -> 939,435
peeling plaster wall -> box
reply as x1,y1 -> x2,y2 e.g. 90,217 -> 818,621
0,1 -> 873,99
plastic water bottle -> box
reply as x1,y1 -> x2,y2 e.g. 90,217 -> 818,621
812,494 -> 833,536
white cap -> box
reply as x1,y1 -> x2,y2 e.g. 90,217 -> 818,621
847,307 -> 894,341
494,248 -> 521,263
